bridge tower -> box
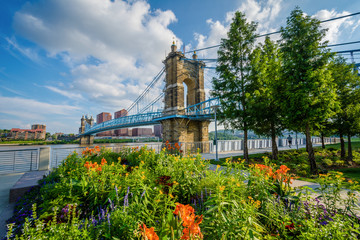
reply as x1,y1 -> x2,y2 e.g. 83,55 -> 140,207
79,115 -> 94,145
161,43 -> 210,148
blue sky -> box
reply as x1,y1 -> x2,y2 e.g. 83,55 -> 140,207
1,0 -> 360,133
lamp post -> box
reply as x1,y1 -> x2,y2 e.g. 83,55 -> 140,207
212,105 -> 219,161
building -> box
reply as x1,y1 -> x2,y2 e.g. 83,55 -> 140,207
154,124 -> 162,138
31,124 -> 46,130
10,124 -> 46,140
132,128 -> 153,136
96,112 -> 113,136
114,109 -> 129,136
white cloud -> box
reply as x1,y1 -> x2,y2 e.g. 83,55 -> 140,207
4,37 -> 43,64
0,96 -> 80,119
45,86 -> 84,100
314,9 -> 359,44
13,0 -> 178,110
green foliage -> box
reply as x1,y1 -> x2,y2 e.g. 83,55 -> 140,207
212,11 -> 258,160
6,146 -> 360,239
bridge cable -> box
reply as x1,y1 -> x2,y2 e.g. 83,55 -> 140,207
126,67 -> 165,112
185,11 -> 360,54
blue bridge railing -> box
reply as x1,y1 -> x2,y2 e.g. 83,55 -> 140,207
81,98 -> 220,136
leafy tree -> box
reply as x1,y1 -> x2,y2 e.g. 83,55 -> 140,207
212,11 -> 258,162
279,7 -> 337,174
330,56 -> 360,164
248,37 -> 283,160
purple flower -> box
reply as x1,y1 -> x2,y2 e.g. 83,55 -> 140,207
141,190 -> 146,198
320,221 -> 328,226
107,213 -> 111,226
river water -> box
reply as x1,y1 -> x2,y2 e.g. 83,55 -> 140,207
0,142 -> 162,151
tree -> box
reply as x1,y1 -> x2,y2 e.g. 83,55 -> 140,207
212,11 -> 258,162
248,37 -> 284,160
279,7 -> 337,175
330,56 -> 360,164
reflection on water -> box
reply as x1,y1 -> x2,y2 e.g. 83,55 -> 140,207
0,142 -> 162,151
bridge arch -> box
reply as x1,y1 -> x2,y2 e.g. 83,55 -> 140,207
161,43 -> 210,145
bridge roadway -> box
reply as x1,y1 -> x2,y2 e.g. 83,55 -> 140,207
81,98 -> 220,136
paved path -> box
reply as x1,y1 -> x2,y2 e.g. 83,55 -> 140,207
201,143 -> 319,160
0,171 -> 48,239
0,173 -> 23,238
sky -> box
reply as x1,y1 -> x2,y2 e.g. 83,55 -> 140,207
1,0 -> 360,134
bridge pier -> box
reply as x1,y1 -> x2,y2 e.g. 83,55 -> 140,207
162,43 -> 210,153
80,135 -> 94,145
79,115 -> 94,145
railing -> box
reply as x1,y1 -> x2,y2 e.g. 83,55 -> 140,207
50,143 -> 163,168
0,149 -> 39,174
0,137 -> 341,173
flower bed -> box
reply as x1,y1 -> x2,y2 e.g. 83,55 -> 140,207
5,146 -> 360,239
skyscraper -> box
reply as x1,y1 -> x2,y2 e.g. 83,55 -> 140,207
114,109 -> 129,136
96,112 -> 112,136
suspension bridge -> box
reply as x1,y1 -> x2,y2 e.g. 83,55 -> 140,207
79,11 -> 360,146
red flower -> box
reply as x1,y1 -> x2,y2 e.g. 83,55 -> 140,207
285,222 -> 295,230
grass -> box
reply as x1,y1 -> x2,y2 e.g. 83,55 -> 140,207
336,167 -> 360,182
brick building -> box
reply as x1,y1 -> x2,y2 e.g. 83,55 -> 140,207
10,124 -> 46,140
96,112 -> 113,136
154,124 -> 162,138
132,128 -> 153,136
114,109 -> 129,136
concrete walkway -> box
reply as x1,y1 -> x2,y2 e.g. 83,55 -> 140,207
0,173 -> 23,238
0,171 -> 48,238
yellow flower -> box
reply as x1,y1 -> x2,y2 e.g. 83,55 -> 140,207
125,173 -> 129,177
173,181 -> 178,185
248,196 -> 253,200
141,161 -> 145,164
219,186 -> 225,191
67,172 -> 70,174
236,183 -> 241,187
169,193 -> 174,198
216,165 -> 220,170
348,180 -> 353,184
118,157 -> 121,161
141,175 -> 146,180
112,183 -> 115,186
159,190 -> 163,194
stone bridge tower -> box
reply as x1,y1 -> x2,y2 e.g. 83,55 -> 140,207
161,43 -> 210,149
79,115 -> 94,145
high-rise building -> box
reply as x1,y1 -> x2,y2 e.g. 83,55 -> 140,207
154,124 -> 162,138
132,128 -> 153,136
114,109 -> 129,136
96,112 -> 113,136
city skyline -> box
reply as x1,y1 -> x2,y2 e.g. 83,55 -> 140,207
1,0 -> 360,133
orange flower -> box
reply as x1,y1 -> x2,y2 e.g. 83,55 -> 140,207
101,158 -> 107,165
139,224 -> 159,240
174,203 -> 203,239
96,166 -> 102,172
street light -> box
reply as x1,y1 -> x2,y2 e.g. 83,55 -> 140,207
212,105 -> 220,161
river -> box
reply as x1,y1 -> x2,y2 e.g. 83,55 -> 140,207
0,142 -> 162,151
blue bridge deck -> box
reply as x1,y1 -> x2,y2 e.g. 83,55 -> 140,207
80,98 -> 220,136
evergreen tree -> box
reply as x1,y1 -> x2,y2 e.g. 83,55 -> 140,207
249,37 -> 283,160
330,56 -> 360,164
212,11 -> 258,162
279,7 -> 337,175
